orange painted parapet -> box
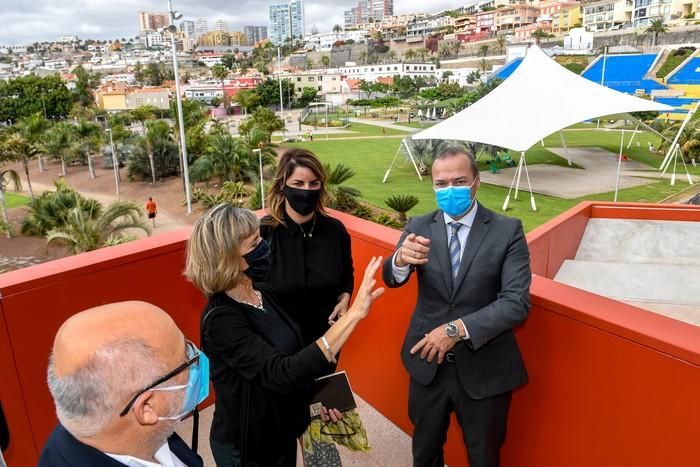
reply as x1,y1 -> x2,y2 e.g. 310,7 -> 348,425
0,229 -> 207,465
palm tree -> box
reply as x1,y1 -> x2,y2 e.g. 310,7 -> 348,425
403,48 -> 417,62
416,48 -> 428,62
479,58 -> 490,73
358,50 -> 368,64
43,122 -> 77,176
233,89 -> 260,116
143,120 -> 172,184
46,200 -> 151,254
21,180 -> 101,236
406,139 -> 451,175
646,19 -> 669,48
333,24 -> 343,33
659,119 -> 700,164
189,133 -> 254,184
531,29 -> 551,46
3,133 -> 39,199
130,105 -> 158,136
320,55 -> 332,68
0,158 -> 21,238
479,44 -> 489,57
211,64 -> 229,107
75,119 -> 103,179
496,34 -> 507,54
324,163 -> 361,211
387,50 -> 397,63
385,194 -> 419,224
16,113 -> 50,172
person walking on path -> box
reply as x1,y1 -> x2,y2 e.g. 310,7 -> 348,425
146,197 -> 158,228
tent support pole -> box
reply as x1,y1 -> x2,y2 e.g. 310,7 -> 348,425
382,143 -> 404,183
614,130 -> 625,202
521,152 -> 537,211
661,102 -> 697,174
514,154 -> 524,200
626,123 -> 640,149
502,160 -> 519,211
559,130 -> 571,166
678,148 -> 694,184
402,139 -> 424,181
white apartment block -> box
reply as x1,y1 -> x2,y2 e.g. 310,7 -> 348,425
303,30 -> 368,51
582,0 -> 633,30
195,18 -> 209,38
334,62 -> 437,82
215,20 -> 229,32
287,71 -> 344,95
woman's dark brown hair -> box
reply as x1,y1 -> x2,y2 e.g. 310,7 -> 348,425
264,148 -> 329,226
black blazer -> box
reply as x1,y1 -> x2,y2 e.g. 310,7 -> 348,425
382,203 -> 531,400
38,423 -> 202,467
201,285 -> 329,463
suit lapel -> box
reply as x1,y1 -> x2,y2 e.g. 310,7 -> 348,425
452,204 -> 492,300
429,211 -> 453,297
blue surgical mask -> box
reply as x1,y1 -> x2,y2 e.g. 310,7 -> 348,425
435,184 -> 476,218
155,347 -> 210,421
243,239 -> 271,282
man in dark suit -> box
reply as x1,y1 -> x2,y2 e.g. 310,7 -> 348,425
39,301 -> 205,467
383,147 -> 531,467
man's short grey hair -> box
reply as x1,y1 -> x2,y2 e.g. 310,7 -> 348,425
47,337 -> 166,438
435,146 -> 480,178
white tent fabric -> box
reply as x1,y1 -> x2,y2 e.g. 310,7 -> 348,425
412,46 -> 673,151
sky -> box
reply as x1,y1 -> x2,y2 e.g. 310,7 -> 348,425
1,0 -> 461,46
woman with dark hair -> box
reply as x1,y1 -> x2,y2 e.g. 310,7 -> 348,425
261,148 -> 356,465
261,148 -> 354,348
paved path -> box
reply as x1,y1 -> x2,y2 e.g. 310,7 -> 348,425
349,117 -> 419,132
479,147 -> 688,199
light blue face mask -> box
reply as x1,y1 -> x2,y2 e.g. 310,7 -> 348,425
154,344 -> 210,421
434,183 -> 476,218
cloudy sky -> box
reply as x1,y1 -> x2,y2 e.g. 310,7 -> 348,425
1,0 -> 462,45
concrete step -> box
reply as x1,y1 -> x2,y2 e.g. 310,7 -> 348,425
575,219 -> 700,266
555,259 -> 700,307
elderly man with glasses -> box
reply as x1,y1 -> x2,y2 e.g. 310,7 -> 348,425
39,301 -> 208,467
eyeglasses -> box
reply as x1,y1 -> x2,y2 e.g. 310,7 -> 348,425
119,340 -> 200,417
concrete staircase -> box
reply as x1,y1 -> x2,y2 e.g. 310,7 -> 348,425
554,218 -> 700,326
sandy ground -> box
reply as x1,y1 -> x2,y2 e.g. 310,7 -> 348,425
0,156 -> 204,271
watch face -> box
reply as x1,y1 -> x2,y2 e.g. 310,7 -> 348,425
446,322 -> 458,338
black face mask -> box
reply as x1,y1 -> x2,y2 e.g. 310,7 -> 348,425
283,186 -> 321,216
243,239 -> 271,282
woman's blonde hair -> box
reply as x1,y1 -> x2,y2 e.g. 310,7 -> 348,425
264,148 -> 329,227
185,204 -> 259,297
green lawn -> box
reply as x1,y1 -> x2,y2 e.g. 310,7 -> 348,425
395,121 -> 437,129
285,129 -> 696,232
274,122 -> 409,142
5,193 -> 29,208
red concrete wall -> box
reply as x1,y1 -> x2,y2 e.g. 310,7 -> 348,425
0,229 -> 206,466
2,204 -> 699,467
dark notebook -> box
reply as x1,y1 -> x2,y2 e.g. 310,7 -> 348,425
309,371 -> 357,419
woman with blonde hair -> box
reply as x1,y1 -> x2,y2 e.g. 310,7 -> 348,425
185,204 -> 383,467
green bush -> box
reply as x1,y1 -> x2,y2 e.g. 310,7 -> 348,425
374,213 -> 402,229
657,48 -> 695,78
352,204 -> 374,220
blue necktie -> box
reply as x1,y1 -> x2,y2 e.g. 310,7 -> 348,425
449,222 -> 463,283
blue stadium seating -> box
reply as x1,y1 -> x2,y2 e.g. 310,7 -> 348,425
492,57 -> 523,81
582,54 -> 667,94
653,97 -> 697,106
667,57 -> 700,84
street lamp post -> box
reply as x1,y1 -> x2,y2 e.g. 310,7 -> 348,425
277,47 -> 285,134
106,128 -> 120,195
167,0 -> 193,214
253,148 -> 265,209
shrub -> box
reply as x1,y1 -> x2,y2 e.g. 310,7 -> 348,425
374,213 -> 402,229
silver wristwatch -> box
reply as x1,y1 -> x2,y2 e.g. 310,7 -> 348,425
445,321 -> 460,340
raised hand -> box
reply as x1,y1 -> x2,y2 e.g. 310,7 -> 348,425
395,233 -> 431,267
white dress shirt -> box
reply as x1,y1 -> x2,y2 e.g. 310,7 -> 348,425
392,204 -> 479,340
106,441 -> 187,467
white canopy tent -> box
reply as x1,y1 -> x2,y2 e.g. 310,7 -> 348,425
412,46 -> 674,210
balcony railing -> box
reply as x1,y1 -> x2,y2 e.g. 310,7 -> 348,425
1,204 -> 699,466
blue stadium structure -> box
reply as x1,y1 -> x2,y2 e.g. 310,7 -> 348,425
667,57 -> 700,84
582,54 -> 667,94
492,57 -> 523,81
